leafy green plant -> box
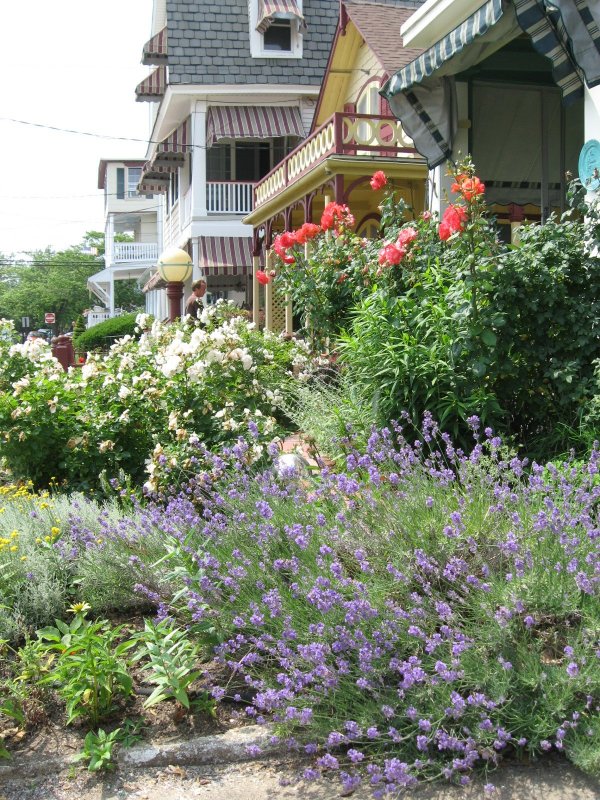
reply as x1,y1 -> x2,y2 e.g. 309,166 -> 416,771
75,312 -> 143,354
131,619 -> 204,711
73,727 -> 122,771
35,604 -> 134,726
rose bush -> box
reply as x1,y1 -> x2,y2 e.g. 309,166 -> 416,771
0,304 -> 314,491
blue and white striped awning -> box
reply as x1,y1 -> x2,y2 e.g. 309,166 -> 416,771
513,0 -> 584,104
385,0 -> 504,96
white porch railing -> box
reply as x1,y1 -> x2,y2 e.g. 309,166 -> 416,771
207,181 -> 254,214
113,242 -> 159,262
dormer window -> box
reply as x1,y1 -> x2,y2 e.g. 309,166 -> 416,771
264,19 -> 292,51
249,0 -> 304,59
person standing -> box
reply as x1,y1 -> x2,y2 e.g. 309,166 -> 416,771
185,279 -> 207,318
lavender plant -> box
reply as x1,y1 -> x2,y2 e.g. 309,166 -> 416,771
133,416 -> 600,794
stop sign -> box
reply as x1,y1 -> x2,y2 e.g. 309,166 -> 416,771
44,312 -> 55,324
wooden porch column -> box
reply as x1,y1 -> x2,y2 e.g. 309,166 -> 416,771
264,250 -> 273,331
285,294 -> 293,335
252,256 -> 260,327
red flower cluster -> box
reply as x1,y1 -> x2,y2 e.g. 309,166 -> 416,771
320,202 -> 355,232
256,270 -> 270,285
370,170 -> 387,191
451,174 -> 485,202
438,204 -> 468,241
377,226 -> 418,267
273,222 -> 322,264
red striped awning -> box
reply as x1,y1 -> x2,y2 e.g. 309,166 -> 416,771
256,0 -> 306,33
206,106 -> 304,148
142,27 -> 168,65
138,177 -> 169,195
199,237 -> 263,276
142,271 -> 167,293
135,66 -> 166,101
154,118 -> 190,162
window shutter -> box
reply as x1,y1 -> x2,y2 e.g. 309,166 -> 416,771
116,168 -> 125,199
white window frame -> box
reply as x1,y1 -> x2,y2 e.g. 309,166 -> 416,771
126,167 -> 143,198
248,0 -> 303,59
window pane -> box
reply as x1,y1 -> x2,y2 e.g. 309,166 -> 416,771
264,21 -> 291,51
235,142 -> 270,181
127,167 -> 142,196
207,144 -> 231,180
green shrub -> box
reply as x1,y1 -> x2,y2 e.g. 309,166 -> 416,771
0,305 -> 314,491
75,312 -> 143,353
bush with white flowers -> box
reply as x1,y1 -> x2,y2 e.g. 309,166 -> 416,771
0,304 -> 313,492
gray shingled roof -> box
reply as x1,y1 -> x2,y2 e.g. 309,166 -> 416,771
344,2 -> 424,75
167,0 -> 424,86
166,0 -> 339,86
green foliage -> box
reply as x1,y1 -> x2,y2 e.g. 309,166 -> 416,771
75,312 -> 142,353
73,727 -> 123,771
0,304 -> 313,492
0,244 -> 101,332
0,487 -> 169,641
72,314 -> 86,341
130,619 -> 206,711
335,158 -> 600,457
34,605 -> 134,727
486,213 -> 600,452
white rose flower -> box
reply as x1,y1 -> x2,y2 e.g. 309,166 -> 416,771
161,354 -> 182,377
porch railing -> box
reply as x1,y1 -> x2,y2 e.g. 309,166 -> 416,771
113,242 -> 159,262
207,181 -> 254,214
254,112 -> 418,209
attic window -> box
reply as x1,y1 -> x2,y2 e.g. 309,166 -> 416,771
249,0 -> 303,58
264,19 -> 292,51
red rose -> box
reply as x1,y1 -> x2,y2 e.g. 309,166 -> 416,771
397,227 -> 418,247
370,170 -> 387,191
439,203 -> 468,240
256,270 -> 270,285
378,242 -> 405,266
295,222 -> 321,245
321,202 -> 355,232
421,210 -> 432,221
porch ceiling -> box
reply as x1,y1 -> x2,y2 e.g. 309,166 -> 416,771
243,155 -> 427,227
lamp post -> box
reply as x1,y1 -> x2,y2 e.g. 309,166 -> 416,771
157,247 -> 193,322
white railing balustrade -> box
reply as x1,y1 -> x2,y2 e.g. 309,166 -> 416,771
113,242 -> 159,262
207,182 -> 254,214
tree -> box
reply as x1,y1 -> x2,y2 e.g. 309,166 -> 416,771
0,241 -> 101,333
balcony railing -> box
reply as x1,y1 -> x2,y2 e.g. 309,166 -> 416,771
113,242 -> 159,262
254,112 -> 418,209
207,181 -> 254,215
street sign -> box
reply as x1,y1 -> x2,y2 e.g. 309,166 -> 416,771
44,312 -> 56,324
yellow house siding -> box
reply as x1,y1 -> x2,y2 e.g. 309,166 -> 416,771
345,42 -> 383,107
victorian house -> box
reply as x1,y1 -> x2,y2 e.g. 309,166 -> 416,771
136,0 -> 343,315
88,159 -> 160,326
244,0 -> 428,331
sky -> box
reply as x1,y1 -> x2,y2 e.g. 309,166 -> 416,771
1,0 -> 154,256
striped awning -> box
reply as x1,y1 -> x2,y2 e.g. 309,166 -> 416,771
199,237 -> 261,276
135,66 -> 166,101
142,27 -> 168,65
256,0 -> 306,33
153,118 -> 191,164
384,0 -> 504,96
206,106 -> 305,148
382,0 -> 599,167
138,181 -> 168,195
142,271 -> 167,293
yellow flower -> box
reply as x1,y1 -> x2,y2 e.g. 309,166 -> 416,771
67,602 -> 91,615
51,527 -> 60,536
10,545 -> 18,552
44,536 -> 51,542
20,556 -> 27,561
